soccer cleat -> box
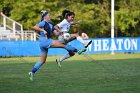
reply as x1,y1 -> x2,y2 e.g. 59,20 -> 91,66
85,40 -> 92,48
56,58 -> 61,67
29,72 -> 34,81
77,48 -> 87,55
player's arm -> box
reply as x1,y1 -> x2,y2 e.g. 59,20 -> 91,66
71,20 -> 81,25
54,20 -> 66,33
33,22 -> 47,35
54,25 -> 62,33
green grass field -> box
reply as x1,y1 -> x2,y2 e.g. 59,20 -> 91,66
0,53 -> 140,93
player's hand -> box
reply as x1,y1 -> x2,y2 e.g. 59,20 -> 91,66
77,20 -> 81,23
59,30 -> 64,33
59,30 -> 64,35
43,30 -> 47,35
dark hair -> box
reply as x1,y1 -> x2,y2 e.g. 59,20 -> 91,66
62,9 -> 70,18
62,9 -> 75,19
40,10 -> 48,21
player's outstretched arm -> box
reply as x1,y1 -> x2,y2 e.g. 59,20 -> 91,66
71,20 -> 81,25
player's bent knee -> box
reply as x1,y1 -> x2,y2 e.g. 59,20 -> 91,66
71,33 -> 79,38
51,40 -> 65,48
41,59 -> 46,64
69,51 -> 75,56
74,33 -> 79,37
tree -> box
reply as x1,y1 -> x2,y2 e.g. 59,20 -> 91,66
1,0 -> 140,37
115,0 -> 140,37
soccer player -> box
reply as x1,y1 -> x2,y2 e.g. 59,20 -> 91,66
54,10 -> 92,64
29,11 -> 79,81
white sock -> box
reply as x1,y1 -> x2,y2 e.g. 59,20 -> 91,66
76,36 -> 86,45
84,40 -> 90,45
59,53 -> 71,62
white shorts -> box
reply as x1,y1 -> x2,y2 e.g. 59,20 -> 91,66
58,35 -> 66,43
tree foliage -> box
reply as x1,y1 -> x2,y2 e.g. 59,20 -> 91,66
0,0 -> 140,37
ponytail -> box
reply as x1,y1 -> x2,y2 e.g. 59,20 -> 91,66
62,9 -> 71,18
62,10 -> 75,19
40,10 -> 48,21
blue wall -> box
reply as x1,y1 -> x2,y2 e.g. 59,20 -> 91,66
0,37 -> 140,56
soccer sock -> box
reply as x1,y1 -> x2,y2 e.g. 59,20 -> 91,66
59,53 -> 71,62
65,45 -> 78,52
32,61 -> 43,73
76,36 -> 86,46
84,40 -> 90,46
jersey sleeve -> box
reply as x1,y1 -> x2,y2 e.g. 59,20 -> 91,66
38,21 -> 45,27
57,19 -> 66,28
70,21 -> 74,25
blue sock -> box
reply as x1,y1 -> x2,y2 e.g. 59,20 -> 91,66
65,45 -> 78,52
32,62 -> 43,73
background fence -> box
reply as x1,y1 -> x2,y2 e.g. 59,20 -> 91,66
0,37 -> 140,56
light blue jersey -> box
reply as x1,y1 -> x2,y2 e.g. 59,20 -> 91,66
38,20 -> 54,54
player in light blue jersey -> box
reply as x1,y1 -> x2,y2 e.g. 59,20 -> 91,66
29,11 -> 79,81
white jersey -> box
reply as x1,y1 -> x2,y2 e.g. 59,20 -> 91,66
57,19 -> 73,43
57,19 -> 72,33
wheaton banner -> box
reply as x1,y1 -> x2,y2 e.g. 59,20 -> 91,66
84,37 -> 140,54
0,37 -> 140,56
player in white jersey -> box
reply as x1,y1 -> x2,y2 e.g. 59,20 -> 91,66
55,10 -> 91,44
54,10 -> 92,66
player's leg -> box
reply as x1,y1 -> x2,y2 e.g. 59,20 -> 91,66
56,36 -> 83,66
56,51 -> 75,66
50,40 -> 78,52
31,53 -> 47,73
68,33 -> 92,55
55,35 -> 87,65
29,48 -> 48,81
57,33 -> 91,49
70,33 -> 92,48
50,40 -> 77,67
